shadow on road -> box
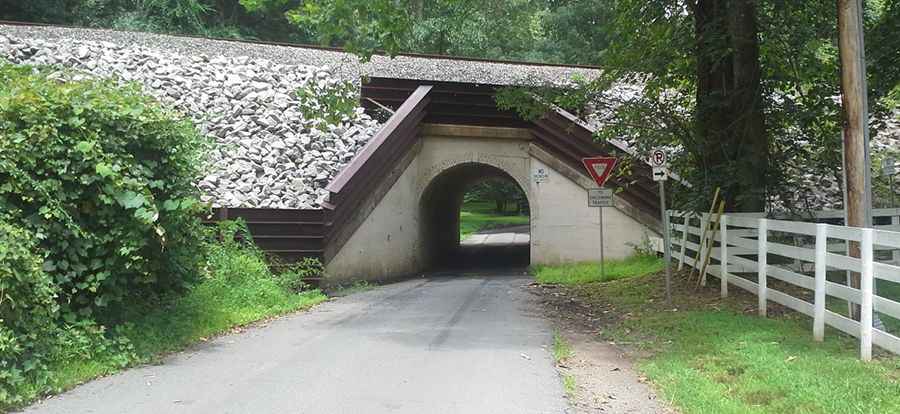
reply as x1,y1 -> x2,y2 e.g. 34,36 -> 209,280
436,243 -> 530,271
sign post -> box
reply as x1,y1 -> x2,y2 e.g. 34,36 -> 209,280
583,157 -> 618,282
650,148 -> 673,305
884,158 -> 896,208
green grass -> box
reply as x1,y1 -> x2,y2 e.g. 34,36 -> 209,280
459,201 -> 529,239
11,243 -> 327,410
532,254 -> 665,285
552,332 -> 574,363
121,276 -> 326,358
562,374 -> 577,398
560,272 -> 900,414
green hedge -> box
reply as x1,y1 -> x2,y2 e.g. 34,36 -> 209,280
0,63 -> 208,317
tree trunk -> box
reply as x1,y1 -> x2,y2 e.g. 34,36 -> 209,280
694,0 -> 768,212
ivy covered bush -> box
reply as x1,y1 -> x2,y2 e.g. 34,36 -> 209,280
0,63 -> 208,317
0,221 -> 58,404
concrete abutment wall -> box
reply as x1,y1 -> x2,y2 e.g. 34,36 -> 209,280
324,124 -> 657,284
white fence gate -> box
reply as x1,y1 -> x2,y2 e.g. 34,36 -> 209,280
662,208 -> 900,361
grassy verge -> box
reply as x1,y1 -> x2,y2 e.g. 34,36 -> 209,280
11,238 -> 327,410
532,254 -> 664,285
551,271 -> 900,413
459,201 -> 529,239
552,332 -> 574,363
551,333 -> 577,398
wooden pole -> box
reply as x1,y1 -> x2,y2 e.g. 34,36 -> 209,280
838,0 -> 873,320
698,200 -> 726,287
690,188 -> 720,280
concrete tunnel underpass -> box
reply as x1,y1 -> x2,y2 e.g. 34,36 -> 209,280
420,162 -> 531,270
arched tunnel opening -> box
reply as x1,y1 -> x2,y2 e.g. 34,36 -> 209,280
420,162 -> 531,270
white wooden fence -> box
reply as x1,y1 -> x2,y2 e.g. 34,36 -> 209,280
662,208 -> 900,361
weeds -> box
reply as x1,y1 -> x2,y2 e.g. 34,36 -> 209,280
552,332 -> 574,363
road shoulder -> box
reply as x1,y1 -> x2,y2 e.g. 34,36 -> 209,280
529,283 -> 674,414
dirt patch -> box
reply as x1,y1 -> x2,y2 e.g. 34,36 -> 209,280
528,283 -> 675,413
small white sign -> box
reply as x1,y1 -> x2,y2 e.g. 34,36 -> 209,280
588,188 -> 615,207
533,168 -> 549,184
649,148 -> 668,168
652,166 -> 668,182
884,158 -> 896,176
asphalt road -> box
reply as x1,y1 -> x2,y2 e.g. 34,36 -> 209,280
24,273 -> 568,414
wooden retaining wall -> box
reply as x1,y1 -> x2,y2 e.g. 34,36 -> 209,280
211,207 -> 327,263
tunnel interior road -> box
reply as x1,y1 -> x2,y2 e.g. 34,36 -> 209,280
419,162 -> 531,271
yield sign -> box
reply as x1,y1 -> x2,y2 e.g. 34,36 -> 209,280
582,156 -> 618,187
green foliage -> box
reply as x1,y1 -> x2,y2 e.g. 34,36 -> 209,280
626,232 -> 658,257
2,219 -> 326,409
137,0 -> 212,33
0,63 -> 208,316
276,258 -> 325,292
0,221 -> 58,406
1,0 -> 312,42
0,220 -> 136,409
463,178 -> 528,214
498,1 -> 899,213
532,254 -> 664,286
296,79 -> 358,131
458,201 -> 529,239
286,0 -> 411,61
116,220 -> 327,356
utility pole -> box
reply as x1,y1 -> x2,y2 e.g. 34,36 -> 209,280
838,0 -> 872,320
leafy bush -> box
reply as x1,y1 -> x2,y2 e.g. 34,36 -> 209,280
0,63 -> 208,316
117,220 -> 327,356
0,221 -> 58,405
1,219 -> 326,410
275,258 -> 325,292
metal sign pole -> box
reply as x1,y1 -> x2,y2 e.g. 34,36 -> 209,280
649,147 -> 672,305
582,157 -> 618,283
599,206 -> 605,280
660,180 -> 672,304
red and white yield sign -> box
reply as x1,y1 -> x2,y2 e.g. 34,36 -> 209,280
582,156 -> 618,187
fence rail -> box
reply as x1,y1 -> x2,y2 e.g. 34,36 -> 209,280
662,209 -> 900,361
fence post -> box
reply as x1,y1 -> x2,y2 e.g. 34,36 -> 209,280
861,228 -> 874,361
893,216 -> 900,264
720,215 -> 728,298
757,218 -> 768,317
678,213 -> 689,270
814,223 -> 828,342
